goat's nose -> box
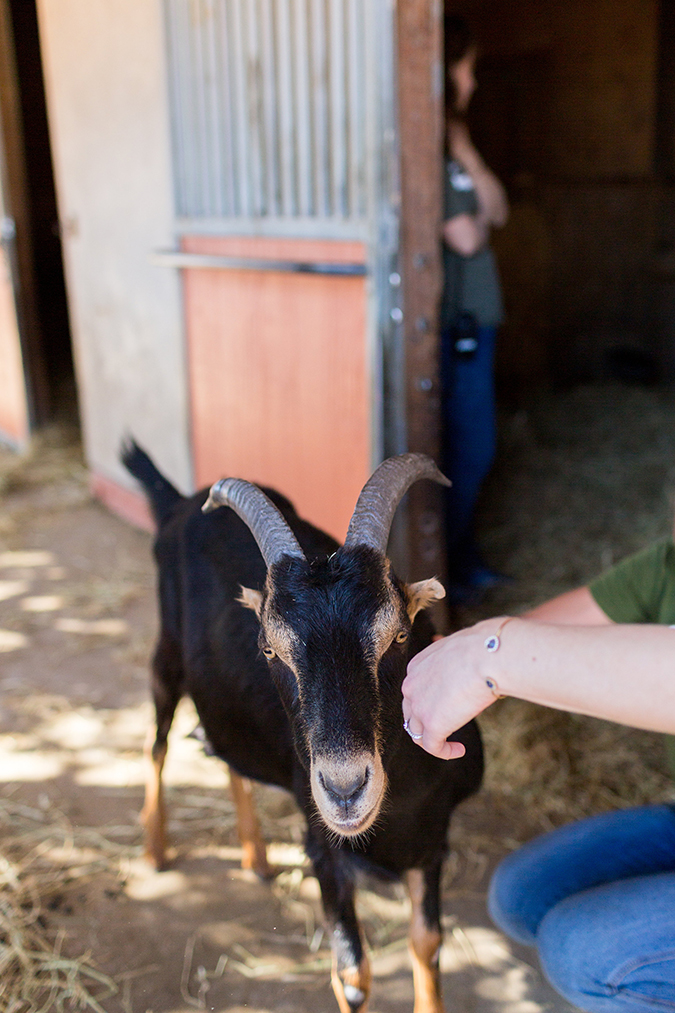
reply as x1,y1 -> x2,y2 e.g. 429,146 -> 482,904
319,768 -> 368,806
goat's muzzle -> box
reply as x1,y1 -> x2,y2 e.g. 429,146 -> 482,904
310,751 -> 387,837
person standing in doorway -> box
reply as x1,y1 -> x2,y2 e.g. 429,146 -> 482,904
441,15 -> 509,599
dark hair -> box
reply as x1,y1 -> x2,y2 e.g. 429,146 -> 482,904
445,14 -> 474,115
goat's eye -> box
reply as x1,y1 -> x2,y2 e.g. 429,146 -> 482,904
262,646 -> 276,660
395,630 -> 409,644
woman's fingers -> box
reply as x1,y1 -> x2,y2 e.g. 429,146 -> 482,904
419,732 -> 467,761
402,622 -> 505,758
403,709 -> 425,742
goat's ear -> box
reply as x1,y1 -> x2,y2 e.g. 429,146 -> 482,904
404,578 -> 446,622
237,586 -> 263,617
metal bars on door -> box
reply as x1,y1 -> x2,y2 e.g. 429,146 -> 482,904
163,0 -> 375,236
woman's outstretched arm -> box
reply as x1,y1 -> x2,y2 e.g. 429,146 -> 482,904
402,618 -> 675,760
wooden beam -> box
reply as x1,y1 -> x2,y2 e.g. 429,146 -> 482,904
0,0 -> 49,426
396,0 -> 446,586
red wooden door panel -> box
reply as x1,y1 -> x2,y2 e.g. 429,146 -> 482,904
182,235 -> 370,542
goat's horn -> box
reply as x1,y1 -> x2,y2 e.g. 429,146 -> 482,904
202,478 -> 306,568
344,453 -> 450,554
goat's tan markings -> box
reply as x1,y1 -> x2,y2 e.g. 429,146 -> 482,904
331,954 -> 371,1013
237,585 -> 262,616
228,768 -> 272,878
405,578 -> 446,622
140,728 -> 168,870
263,614 -> 302,670
261,582 -> 304,664
406,869 -> 444,1013
364,558 -> 407,662
370,599 -> 401,657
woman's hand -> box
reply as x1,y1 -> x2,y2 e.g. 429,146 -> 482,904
403,618 -> 675,755
402,621 -> 506,759
448,119 -> 479,170
448,119 -> 509,229
442,212 -> 489,257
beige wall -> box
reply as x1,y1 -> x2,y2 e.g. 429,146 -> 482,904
36,0 -> 192,493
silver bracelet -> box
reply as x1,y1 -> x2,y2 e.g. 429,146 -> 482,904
484,617 -> 515,699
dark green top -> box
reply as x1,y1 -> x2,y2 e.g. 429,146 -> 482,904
441,159 -> 504,330
590,537 -> 675,624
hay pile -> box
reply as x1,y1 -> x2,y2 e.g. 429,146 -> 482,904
0,798 -> 124,1013
478,382 -> 675,606
0,425 -> 85,488
0,426 -> 89,525
463,382 -> 675,834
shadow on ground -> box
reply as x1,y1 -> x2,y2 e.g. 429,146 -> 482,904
5,392 -> 674,1013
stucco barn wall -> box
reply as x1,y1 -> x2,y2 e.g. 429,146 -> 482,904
36,0 -> 191,501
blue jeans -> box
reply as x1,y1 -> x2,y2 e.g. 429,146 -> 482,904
441,325 -> 497,573
488,806 -> 675,1013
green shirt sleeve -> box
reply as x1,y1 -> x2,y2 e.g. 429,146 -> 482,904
589,537 -> 675,624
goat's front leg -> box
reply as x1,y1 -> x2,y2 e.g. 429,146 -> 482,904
311,844 -> 371,1013
406,865 -> 445,1013
228,768 -> 272,879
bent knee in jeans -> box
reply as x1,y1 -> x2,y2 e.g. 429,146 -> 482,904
488,806 -> 675,948
488,808 -> 675,1013
537,873 -> 675,1013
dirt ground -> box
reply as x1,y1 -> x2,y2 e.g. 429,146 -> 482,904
1,391 -> 674,1013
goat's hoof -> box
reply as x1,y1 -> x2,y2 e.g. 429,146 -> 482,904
332,958 -> 371,1013
241,844 -> 274,880
255,861 -> 277,881
242,857 -> 276,881
144,846 -> 170,872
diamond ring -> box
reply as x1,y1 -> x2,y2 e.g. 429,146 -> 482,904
403,718 -> 423,741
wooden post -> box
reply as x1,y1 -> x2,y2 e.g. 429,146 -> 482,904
396,0 -> 446,590
0,0 -> 49,427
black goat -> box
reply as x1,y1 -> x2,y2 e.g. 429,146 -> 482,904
122,442 -> 483,1013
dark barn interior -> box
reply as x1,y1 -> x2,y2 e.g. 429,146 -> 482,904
456,0 -> 675,400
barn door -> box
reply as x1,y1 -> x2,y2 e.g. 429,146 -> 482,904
0,164 -> 28,447
159,0 -> 398,541
0,0 -> 29,447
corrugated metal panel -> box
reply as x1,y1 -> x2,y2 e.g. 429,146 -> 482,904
163,0 -> 377,237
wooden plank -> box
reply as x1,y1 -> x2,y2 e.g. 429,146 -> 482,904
309,0 -> 329,216
274,0 -> 297,215
0,0 -> 47,429
396,0 -> 446,584
182,234 -> 370,542
328,0 -> 347,216
292,0 -> 313,216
